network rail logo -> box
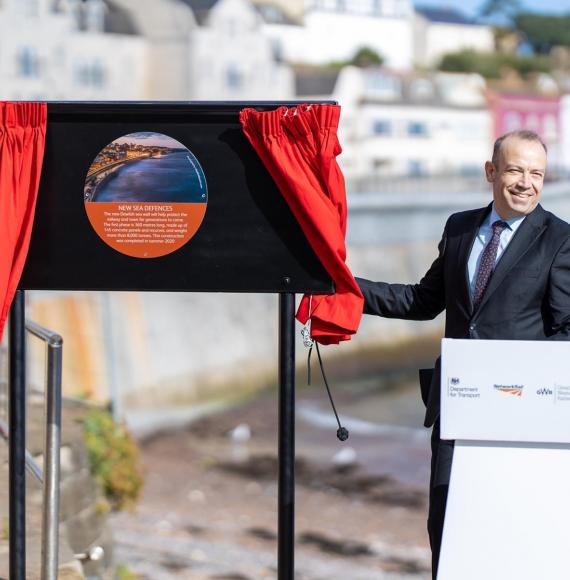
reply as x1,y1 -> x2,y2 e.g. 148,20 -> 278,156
494,384 -> 524,397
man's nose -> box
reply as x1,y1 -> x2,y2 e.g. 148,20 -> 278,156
518,171 -> 532,189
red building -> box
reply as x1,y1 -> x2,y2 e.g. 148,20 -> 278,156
489,92 -> 561,168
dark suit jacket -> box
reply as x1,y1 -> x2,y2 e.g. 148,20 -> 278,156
357,203 -> 570,427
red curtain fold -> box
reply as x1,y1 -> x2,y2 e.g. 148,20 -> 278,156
240,104 -> 363,345
0,102 -> 47,341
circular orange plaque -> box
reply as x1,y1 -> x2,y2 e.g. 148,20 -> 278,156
84,132 -> 208,258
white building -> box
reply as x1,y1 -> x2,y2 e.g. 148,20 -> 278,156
297,66 -> 493,185
260,0 -> 414,70
183,0 -> 293,100
113,0 -> 294,100
414,6 -> 494,68
0,0 -> 147,100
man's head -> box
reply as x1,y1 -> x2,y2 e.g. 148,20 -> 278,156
485,130 -> 547,220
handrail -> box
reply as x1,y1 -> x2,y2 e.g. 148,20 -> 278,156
25,320 -> 63,580
0,419 -> 43,482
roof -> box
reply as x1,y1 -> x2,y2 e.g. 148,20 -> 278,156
105,0 -> 139,35
177,0 -> 219,25
295,68 -> 340,97
415,6 -> 480,26
255,4 -> 300,25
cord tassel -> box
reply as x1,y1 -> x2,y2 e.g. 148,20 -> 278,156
315,343 -> 349,441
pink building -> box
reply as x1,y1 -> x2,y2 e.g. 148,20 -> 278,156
489,92 -> 561,167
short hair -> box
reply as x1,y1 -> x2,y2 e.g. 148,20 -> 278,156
492,130 -> 547,166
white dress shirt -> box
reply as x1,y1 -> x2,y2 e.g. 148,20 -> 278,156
467,204 -> 525,300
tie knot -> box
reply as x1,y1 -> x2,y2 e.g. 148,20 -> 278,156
492,220 -> 508,234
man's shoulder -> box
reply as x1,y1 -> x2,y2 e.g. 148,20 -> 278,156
445,204 -> 570,239
538,206 -> 570,237
445,205 -> 488,233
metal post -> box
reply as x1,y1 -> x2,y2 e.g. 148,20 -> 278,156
41,332 -> 62,580
9,289 -> 26,580
278,292 -> 295,580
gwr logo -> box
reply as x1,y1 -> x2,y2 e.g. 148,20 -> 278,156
536,388 -> 553,396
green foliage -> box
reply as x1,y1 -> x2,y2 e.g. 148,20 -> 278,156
327,46 -> 384,69
82,409 -> 144,511
479,0 -> 521,23
115,563 -> 140,580
438,49 -> 550,78
514,13 -> 570,54
351,47 -> 384,68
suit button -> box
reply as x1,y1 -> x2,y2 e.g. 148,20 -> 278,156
469,324 -> 475,331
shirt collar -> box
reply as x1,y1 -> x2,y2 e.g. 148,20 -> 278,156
486,204 -> 526,233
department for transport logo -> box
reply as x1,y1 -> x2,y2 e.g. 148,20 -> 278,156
450,377 -> 460,386
494,384 -> 524,397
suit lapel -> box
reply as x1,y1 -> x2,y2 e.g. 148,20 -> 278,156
474,205 -> 547,316
456,205 -> 490,314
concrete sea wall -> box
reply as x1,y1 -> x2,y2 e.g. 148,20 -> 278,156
25,183 -> 570,414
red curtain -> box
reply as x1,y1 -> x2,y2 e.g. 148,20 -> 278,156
240,104 -> 363,345
0,102 -> 47,340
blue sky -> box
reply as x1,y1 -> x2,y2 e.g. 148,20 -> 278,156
415,0 -> 570,18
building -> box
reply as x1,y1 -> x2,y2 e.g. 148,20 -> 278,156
297,66 -> 493,187
259,0 -> 414,70
0,0 -> 147,100
112,0 -> 294,100
414,6 -> 494,68
182,0 -> 293,100
561,94 -> 570,174
487,77 -> 562,171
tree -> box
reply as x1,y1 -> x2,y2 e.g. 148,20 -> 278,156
350,47 -> 384,68
438,49 -> 550,79
479,0 -> 521,24
514,13 -> 570,54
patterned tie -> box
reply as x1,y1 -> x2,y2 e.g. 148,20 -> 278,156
473,220 -> 508,311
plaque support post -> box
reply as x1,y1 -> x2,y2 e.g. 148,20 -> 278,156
278,292 -> 295,580
9,289 -> 26,580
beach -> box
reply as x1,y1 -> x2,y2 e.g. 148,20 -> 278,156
111,374 -> 433,579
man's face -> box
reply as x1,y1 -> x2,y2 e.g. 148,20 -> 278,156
485,137 -> 547,219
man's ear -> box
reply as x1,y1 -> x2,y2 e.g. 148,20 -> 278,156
484,161 -> 496,183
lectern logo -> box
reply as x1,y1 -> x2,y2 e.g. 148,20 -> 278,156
494,384 -> 524,397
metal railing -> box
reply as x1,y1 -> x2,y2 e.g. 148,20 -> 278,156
0,321 -> 63,580
26,320 -> 63,580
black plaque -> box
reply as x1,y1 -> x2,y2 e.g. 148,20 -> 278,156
20,102 -> 334,293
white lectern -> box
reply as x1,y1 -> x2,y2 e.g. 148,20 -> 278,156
438,339 -> 570,580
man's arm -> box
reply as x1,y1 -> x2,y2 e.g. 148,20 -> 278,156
355,221 -> 448,321
547,235 -> 570,340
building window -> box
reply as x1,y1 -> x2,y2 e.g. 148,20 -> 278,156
544,114 -> 557,140
372,120 -> 391,135
408,160 -> 427,176
504,111 -> 522,132
409,79 -> 434,101
526,113 -> 540,133
75,60 -> 106,88
365,72 -> 402,98
226,64 -> 243,91
17,47 -> 40,78
19,0 -> 39,17
408,121 -> 428,137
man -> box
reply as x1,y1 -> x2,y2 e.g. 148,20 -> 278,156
355,130 -> 570,578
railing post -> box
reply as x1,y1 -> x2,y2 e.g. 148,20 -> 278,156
278,292 -> 295,580
41,332 -> 62,580
9,289 -> 26,580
